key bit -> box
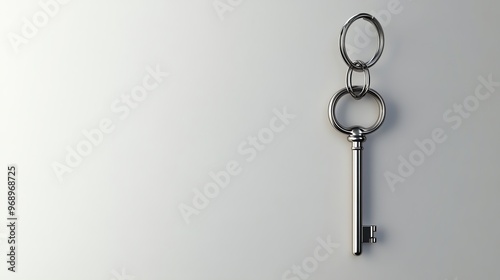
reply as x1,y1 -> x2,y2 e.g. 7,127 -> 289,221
362,225 -> 377,243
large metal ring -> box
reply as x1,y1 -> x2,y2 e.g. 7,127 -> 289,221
339,13 -> 385,70
328,86 -> 385,135
346,60 -> 370,99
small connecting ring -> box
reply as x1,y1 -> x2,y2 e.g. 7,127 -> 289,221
346,60 -> 370,99
328,86 -> 385,135
339,13 -> 385,70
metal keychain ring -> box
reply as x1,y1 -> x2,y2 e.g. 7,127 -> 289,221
328,86 -> 385,135
339,13 -> 385,70
346,61 -> 370,99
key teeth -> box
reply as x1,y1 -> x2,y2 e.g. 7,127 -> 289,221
362,225 -> 377,243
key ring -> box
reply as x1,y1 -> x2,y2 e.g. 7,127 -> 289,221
346,60 -> 370,99
328,86 -> 385,135
339,13 -> 385,70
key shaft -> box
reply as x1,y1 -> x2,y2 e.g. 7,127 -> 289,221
348,129 -> 365,255
348,129 -> 377,255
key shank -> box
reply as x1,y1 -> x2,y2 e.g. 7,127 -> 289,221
348,128 -> 376,255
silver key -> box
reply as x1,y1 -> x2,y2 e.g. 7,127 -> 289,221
329,13 -> 386,255
329,87 -> 385,255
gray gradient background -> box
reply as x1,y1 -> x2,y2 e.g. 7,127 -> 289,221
0,0 -> 499,279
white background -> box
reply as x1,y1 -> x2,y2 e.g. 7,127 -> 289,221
0,0 -> 499,279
